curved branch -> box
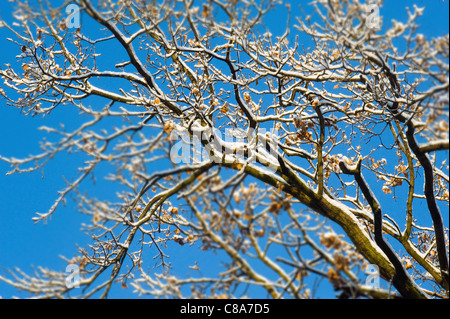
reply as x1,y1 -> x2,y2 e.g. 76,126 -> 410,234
406,123 -> 449,290
339,158 -> 428,299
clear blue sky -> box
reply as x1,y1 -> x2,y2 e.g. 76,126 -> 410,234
0,0 -> 448,299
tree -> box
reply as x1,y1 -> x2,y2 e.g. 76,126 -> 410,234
0,0 -> 448,299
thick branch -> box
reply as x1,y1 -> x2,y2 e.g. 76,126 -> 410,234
418,140 -> 449,153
